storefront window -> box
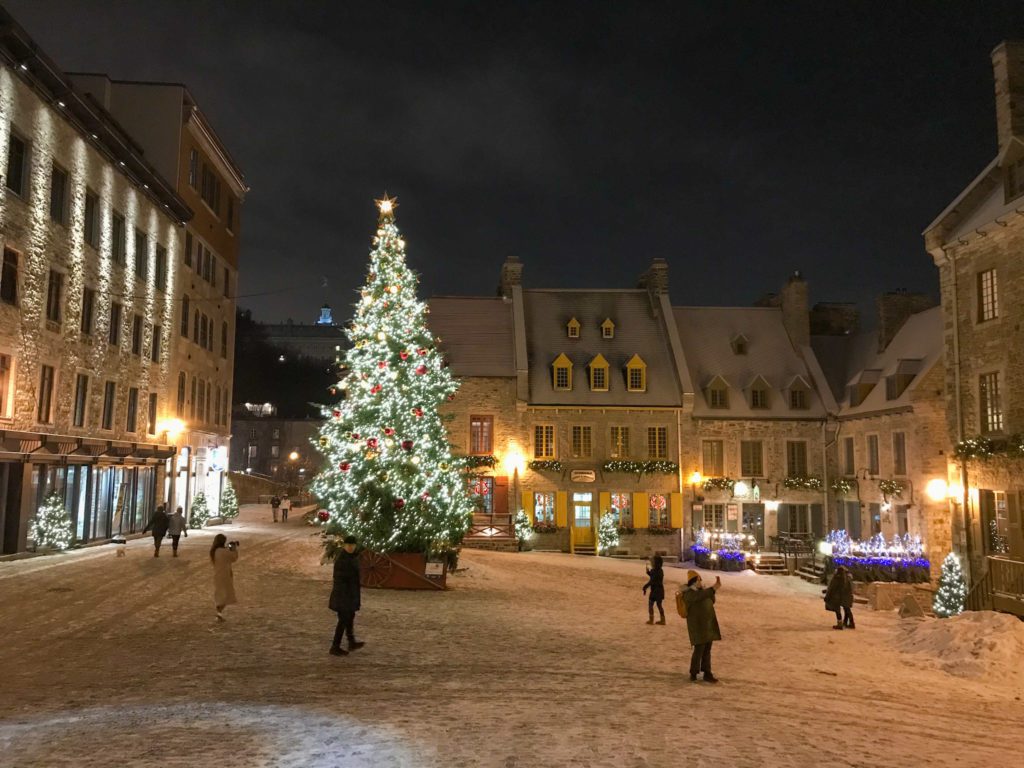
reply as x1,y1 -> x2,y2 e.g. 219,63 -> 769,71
648,493 -> 669,526
703,503 -> 725,530
534,492 -> 555,523
611,492 -> 631,527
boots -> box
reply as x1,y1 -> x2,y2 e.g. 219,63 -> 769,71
348,640 -> 365,651
329,646 -> 348,656
646,618 -> 655,625
832,623 -> 844,630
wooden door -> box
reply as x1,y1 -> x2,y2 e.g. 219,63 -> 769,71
573,492 -> 594,545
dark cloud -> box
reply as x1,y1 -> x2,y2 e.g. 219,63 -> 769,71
7,0 -> 1024,324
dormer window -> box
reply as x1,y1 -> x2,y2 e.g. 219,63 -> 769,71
706,376 -> 729,409
885,359 -> 922,400
601,319 -> 615,339
566,317 -> 581,339
731,334 -> 749,355
788,376 -> 810,410
749,375 -> 771,410
625,354 -> 647,392
1006,156 -> 1024,202
552,353 -> 573,390
589,354 -> 609,391
847,369 -> 881,407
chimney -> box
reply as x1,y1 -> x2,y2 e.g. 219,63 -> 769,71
809,302 -> 859,336
779,271 -> 810,349
876,290 -> 935,352
637,258 -> 669,295
992,41 -> 1024,151
498,256 -> 522,298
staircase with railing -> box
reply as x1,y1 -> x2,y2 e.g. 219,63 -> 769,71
967,556 -> 1024,617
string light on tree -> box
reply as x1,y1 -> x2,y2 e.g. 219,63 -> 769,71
311,196 -> 473,556
30,492 -> 74,551
933,552 -> 967,618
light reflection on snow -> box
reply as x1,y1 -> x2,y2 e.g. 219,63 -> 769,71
0,702 -> 426,767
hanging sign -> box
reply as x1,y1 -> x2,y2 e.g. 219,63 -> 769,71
570,470 -> 596,483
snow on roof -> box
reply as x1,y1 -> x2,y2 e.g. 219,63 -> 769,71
523,289 -> 681,406
673,306 -> 827,418
837,306 -> 943,417
427,297 -> 515,377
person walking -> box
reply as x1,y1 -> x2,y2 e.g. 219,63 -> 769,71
280,495 -> 291,522
211,534 -> 239,621
167,506 -> 188,557
329,535 -> 365,656
270,495 -> 281,523
824,565 -> 855,630
142,505 -> 170,557
683,570 -> 722,683
643,554 -> 666,625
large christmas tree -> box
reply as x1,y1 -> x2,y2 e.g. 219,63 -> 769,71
312,197 -> 473,555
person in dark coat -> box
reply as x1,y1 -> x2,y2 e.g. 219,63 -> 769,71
270,495 -> 281,523
142,505 -> 169,557
642,554 -> 666,625
329,535 -> 365,656
824,565 -> 855,630
682,570 -> 722,683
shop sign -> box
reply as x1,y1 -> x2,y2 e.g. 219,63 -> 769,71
570,470 -> 596,483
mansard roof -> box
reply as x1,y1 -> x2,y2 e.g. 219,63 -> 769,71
427,296 -> 515,377
522,289 -> 681,406
673,306 -> 828,419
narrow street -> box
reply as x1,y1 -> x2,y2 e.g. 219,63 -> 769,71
0,505 -> 1019,768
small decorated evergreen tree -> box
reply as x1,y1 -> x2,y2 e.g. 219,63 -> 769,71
514,509 -> 533,550
220,480 -> 239,520
933,552 -> 967,618
598,512 -> 620,555
311,197 -> 473,556
189,491 -> 210,530
30,492 -> 74,551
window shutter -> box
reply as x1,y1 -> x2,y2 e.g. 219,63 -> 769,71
555,491 -> 568,527
493,476 -> 509,516
670,492 -> 683,528
598,491 -> 611,523
633,492 -> 649,528
523,491 -> 535,524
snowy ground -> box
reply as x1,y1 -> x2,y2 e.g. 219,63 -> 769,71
0,505 -> 1021,768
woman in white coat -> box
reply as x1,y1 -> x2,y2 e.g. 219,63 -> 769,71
210,533 -> 239,621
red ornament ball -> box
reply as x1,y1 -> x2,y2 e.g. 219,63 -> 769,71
400,351 -> 410,360
393,498 -> 405,510
366,438 -> 378,449
351,433 -> 360,440
421,492 -> 431,500
339,462 -> 350,472
415,365 -> 427,376
384,427 -> 395,436
332,409 -> 341,419
417,348 -> 428,356
378,361 -> 388,369
370,384 -> 382,394
317,510 -> 330,522
412,407 -> 423,417
447,393 -> 455,401
401,440 -> 414,451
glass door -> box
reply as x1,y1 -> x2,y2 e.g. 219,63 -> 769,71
573,492 -> 594,546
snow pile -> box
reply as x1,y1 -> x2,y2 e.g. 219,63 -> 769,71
896,611 -> 1024,678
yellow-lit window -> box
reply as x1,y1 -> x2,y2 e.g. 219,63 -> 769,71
552,353 -> 573,390
610,426 -> 630,458
648,427 -> 668,459
571,425 -> 592,457
626,354 -> 647,392
601,319 -> 615,339
534,424 -> 555,458
567,317 -> 581,338
589,353 -> 609,391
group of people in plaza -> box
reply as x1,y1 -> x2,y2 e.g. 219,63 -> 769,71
269,494 -> 291,523
141,504 -> 188,557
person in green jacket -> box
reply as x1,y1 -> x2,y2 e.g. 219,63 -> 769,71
683,569 -> 722,683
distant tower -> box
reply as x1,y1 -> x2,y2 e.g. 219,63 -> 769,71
317,303 -> 334,326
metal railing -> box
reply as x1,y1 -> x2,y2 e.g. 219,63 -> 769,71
967,556 -> 1024,615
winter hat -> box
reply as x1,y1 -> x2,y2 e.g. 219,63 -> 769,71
343,535 -> 358,544
687,569 -> 700,585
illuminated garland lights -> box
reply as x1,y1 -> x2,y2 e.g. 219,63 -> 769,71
311,197 -> 473,555
514,510 -> 533,548
532,521 -> 560,534
189,491 -> 210,529
702,477 -> 735,492
954,434 -> 1024,461
602,460 -> 679,476
219,480 -> 239,519
528,460 -> 564,472
691,528 -> 758,572
877,478 -> 905,498
783,475 -> 823,491
933,552 -> 966,617
30,493 -> 74,551
597,513 -> 620,554
459,455 -> 497,469
831,477 -> 855,496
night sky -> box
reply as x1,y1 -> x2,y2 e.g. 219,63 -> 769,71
9,1 -> 1024,325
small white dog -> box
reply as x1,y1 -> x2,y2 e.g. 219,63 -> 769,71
112,534 -> 127,557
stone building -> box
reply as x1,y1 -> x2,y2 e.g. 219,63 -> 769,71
0,14 -> 191,553
68,74 -> 248,518
813,299 -> 950,572
229,405 -> 322,488
924,40 -> 1024,583
262,306 -> 346,363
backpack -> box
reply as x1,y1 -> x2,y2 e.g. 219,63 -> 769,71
675,589 -> 687,619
